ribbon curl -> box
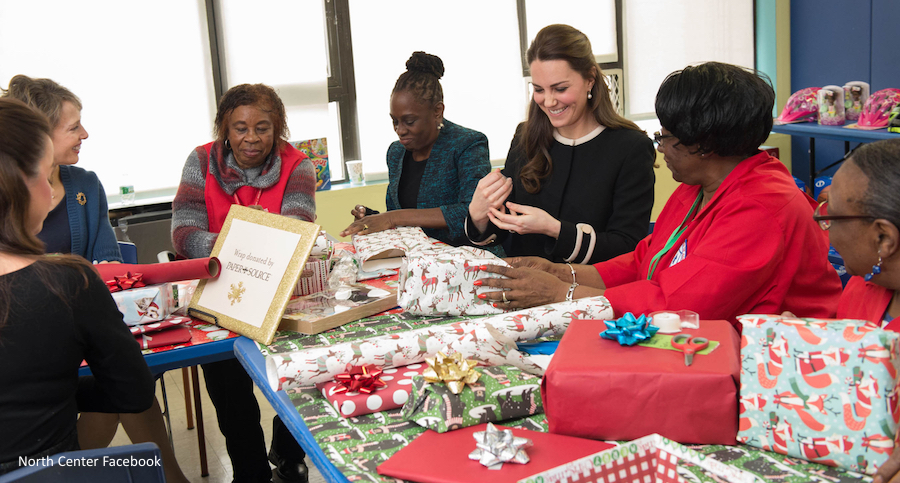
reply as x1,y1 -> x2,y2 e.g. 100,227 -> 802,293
105,272 -> 146,293
468,423 -> 532,468
333,364 -> 387,394
599,312 -> 659,346
423,352 -> 480,395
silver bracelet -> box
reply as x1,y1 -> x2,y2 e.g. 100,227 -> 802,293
565,262 -> 576,284
566,282 -> 579,302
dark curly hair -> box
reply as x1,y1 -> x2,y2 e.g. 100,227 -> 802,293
214,83 -> 289,149
520,24 -> 642,194
655,62 -> 774,158
392,52 -> 444,108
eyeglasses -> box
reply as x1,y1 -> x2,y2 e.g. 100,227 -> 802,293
812,200 -> 875,230
653,131 -> 675,147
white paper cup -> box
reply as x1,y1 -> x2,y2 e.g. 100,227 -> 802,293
346,161 -> 364,186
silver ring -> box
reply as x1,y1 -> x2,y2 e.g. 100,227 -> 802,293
509,229 -> 515,234
501,291 -> 510,304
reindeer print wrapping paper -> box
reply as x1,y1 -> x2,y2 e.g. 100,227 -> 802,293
401,365 -> 542,433
352,226 -> 432,271
265,296 -> 614,390
398,246 -> 510,316
738,314 -> 900,475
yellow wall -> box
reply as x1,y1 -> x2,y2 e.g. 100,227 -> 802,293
315,183 -> 388,240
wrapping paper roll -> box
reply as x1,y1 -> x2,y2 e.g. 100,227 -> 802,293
96,257 -> 220,286
265,295 -> 613,391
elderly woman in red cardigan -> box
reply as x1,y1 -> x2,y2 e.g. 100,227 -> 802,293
172,83 -> 315,483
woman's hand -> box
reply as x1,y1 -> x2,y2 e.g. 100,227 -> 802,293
489,201 -> 561,238
475,264 -> 569,310
350,204 -> 368,220
340,212 -> 394,238
874,450 -> 900,483
505,256 -> 569,281
469,170 -> 513,232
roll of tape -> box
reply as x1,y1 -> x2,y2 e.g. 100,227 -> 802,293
653,312 -> 681,334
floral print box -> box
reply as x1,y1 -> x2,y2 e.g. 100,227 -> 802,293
738,314 -> 900,475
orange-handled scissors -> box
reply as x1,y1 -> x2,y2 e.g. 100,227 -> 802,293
671,334 -> 709,366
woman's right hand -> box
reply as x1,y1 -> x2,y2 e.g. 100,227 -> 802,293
506,256 -> 569,282
468,169 -> 513,232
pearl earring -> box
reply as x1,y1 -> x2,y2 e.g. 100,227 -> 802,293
587,92 -> 593,100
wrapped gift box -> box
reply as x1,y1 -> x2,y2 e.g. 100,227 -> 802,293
316,363 -> 427,418
402,365 -> 543,433
738,314 -> 900,475
112,283 -> 176,326
542,319 -> 740,444
292,259 -> 329,297
398,246 -> 509,316
377,423 -> 614,483
522,433 -> 760,483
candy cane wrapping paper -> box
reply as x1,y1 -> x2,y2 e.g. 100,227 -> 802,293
398,246 -> 510,316
265,295 -> 613,390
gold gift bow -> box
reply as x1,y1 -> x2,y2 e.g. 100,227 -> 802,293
423,351 -> 480,394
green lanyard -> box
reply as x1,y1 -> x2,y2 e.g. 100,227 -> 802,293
646,191 -> 703,280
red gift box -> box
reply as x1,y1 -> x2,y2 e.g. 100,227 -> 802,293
316,363 -> 426,418
542,319 -> 740,444
377,423 -> 614,483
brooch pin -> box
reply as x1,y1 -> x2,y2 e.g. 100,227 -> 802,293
76,192 -> 87,205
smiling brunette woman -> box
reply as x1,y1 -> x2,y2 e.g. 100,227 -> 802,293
172,83 -> 315,483
341,52 -> 500,254
466,24 -> 656,265
478,62 -> 843,329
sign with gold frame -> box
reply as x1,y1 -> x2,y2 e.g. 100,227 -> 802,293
188,205 -> 320,345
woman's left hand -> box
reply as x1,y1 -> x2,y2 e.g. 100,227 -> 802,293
476,264 -> 569,309
489,201 -> 561,238
340,213 -> 394,238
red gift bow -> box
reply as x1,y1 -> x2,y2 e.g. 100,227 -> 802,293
105,271 -> 146,293
333,364 -> 387,394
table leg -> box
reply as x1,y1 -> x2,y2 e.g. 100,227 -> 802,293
190,366 -> 209,477
182,367 -> 194,430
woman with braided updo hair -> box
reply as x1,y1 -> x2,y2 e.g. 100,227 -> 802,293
341,52 -> 500,254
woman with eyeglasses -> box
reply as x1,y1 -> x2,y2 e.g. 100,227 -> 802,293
802,139 -> 900,483
465,24 -> 656,265
476,62 -> 842,329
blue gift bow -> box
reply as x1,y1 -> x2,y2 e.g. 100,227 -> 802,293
599,312 -> 659,346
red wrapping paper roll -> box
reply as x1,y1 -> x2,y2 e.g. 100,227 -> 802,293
97,258 -> 220,286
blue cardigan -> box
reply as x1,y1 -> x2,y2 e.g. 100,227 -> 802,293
386,119 -> 500,253
57,165 -> 122,262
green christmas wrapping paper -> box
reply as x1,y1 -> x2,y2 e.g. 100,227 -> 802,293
402,365 -> 542,433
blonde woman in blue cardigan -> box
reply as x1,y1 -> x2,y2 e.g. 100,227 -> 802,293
341,52 -> 503,255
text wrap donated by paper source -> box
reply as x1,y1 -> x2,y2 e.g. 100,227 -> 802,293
198,219 -> 302,328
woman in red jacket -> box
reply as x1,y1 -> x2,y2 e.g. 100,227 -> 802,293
815,139 -> 900,483
476,62 -> 843,329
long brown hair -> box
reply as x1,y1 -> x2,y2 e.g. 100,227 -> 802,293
520,24 -> 642,194
0,98 -> 91,331
1,74 -> 82,129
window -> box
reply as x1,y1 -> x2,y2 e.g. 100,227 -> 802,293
623,0 -> 755,118
348,0 -> 525,175
0,0 -> 217,196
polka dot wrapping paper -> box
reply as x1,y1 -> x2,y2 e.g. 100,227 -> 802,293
316,363 -> 427,418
